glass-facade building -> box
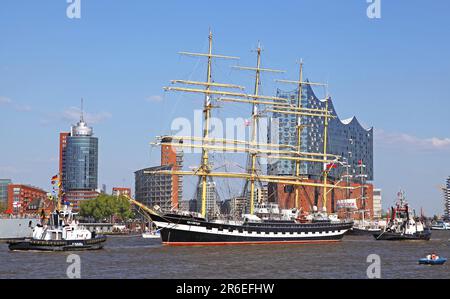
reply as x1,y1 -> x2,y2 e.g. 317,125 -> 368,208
63,119 -> 98,191
268,84 -> 373,181
0,179 -> 12,206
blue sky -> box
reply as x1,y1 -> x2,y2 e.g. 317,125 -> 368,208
1,1 -> 449,215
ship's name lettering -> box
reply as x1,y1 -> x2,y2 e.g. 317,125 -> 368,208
187,221 -> 200,226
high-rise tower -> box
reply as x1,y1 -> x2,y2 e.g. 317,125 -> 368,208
59,100 -> 99,210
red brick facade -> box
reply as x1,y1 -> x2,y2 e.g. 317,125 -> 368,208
65,190 -> 99,211
269,180 -> 374,220
161,144 -> 181,209
59,132 -> 69,180
7,184 -> 52,216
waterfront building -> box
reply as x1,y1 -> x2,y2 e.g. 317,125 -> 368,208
160,137 -> 183,209
178,199 -> 191,211
112,187 -> 131,197
135,165 -> 173,211
195,180 -> 220,219
268,85 -> 373,181
134,137 -> 183,211
373,189 -> 382,219
256,184 -> 269,204
59,107 -> 99,209
267,85 -> 374,217
7,184 -> 51,216
444,177 -> 450,219
0,179 -> 12,207
221,197 -> 247,219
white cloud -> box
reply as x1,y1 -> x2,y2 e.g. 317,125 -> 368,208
62,106 -> 112,124
14,104 -> 32,112
0,96 -> 32,111
375,129 -> 450,151
0,96 -> 12,104
146,95 -> 164,103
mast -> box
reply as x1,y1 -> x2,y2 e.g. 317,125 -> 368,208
322,98 -> 330,213
250,43 -> 261,215
233,43 -> 284,215
356,161 -> 367,222
162,30 -> 240,218
249,44 -> 261,215
159,33 -> 356,219
294,61 -> 303,209
199,30 -> 213,218
276,63 -> 328,210
80,97 -> 84,122
342,158 -> 352,219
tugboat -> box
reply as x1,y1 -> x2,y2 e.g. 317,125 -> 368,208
373,191 -> 431,241
8,205 -> 106,251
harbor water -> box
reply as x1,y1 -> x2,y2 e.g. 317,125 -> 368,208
1,231 -> 450,279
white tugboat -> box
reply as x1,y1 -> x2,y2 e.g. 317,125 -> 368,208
373,190 -> 431,241
8,205 -> 106,251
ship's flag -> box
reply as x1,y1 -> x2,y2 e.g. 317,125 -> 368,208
324,162 -> 337,171
326,163 -> 337,169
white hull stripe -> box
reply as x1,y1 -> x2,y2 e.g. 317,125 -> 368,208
154,221 -> 348,238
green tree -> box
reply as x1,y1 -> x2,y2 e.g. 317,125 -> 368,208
79,194 -> 134,222
0,202 -> 7,213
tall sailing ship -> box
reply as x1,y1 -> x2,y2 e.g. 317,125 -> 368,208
128,31 -> 355,245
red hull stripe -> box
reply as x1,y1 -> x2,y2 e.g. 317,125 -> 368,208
163,240 -> 341,246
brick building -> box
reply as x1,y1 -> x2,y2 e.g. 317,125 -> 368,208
160,137 -> 183,209
269,180 -> 374,220
7,184 -> 52,216
134,137 -> 183,212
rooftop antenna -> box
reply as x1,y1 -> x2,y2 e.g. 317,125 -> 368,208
80,98 -> 84,122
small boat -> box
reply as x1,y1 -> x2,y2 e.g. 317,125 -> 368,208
431,221 -> 450,230
8,206 -> 106,251
418,257 -> 447,265
142,230 -> 161,239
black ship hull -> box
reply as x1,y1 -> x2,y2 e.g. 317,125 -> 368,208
7,236 -> 107,251
149,213 -> 353,246
373,231 -> 431,241
346,227 -> 382,236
